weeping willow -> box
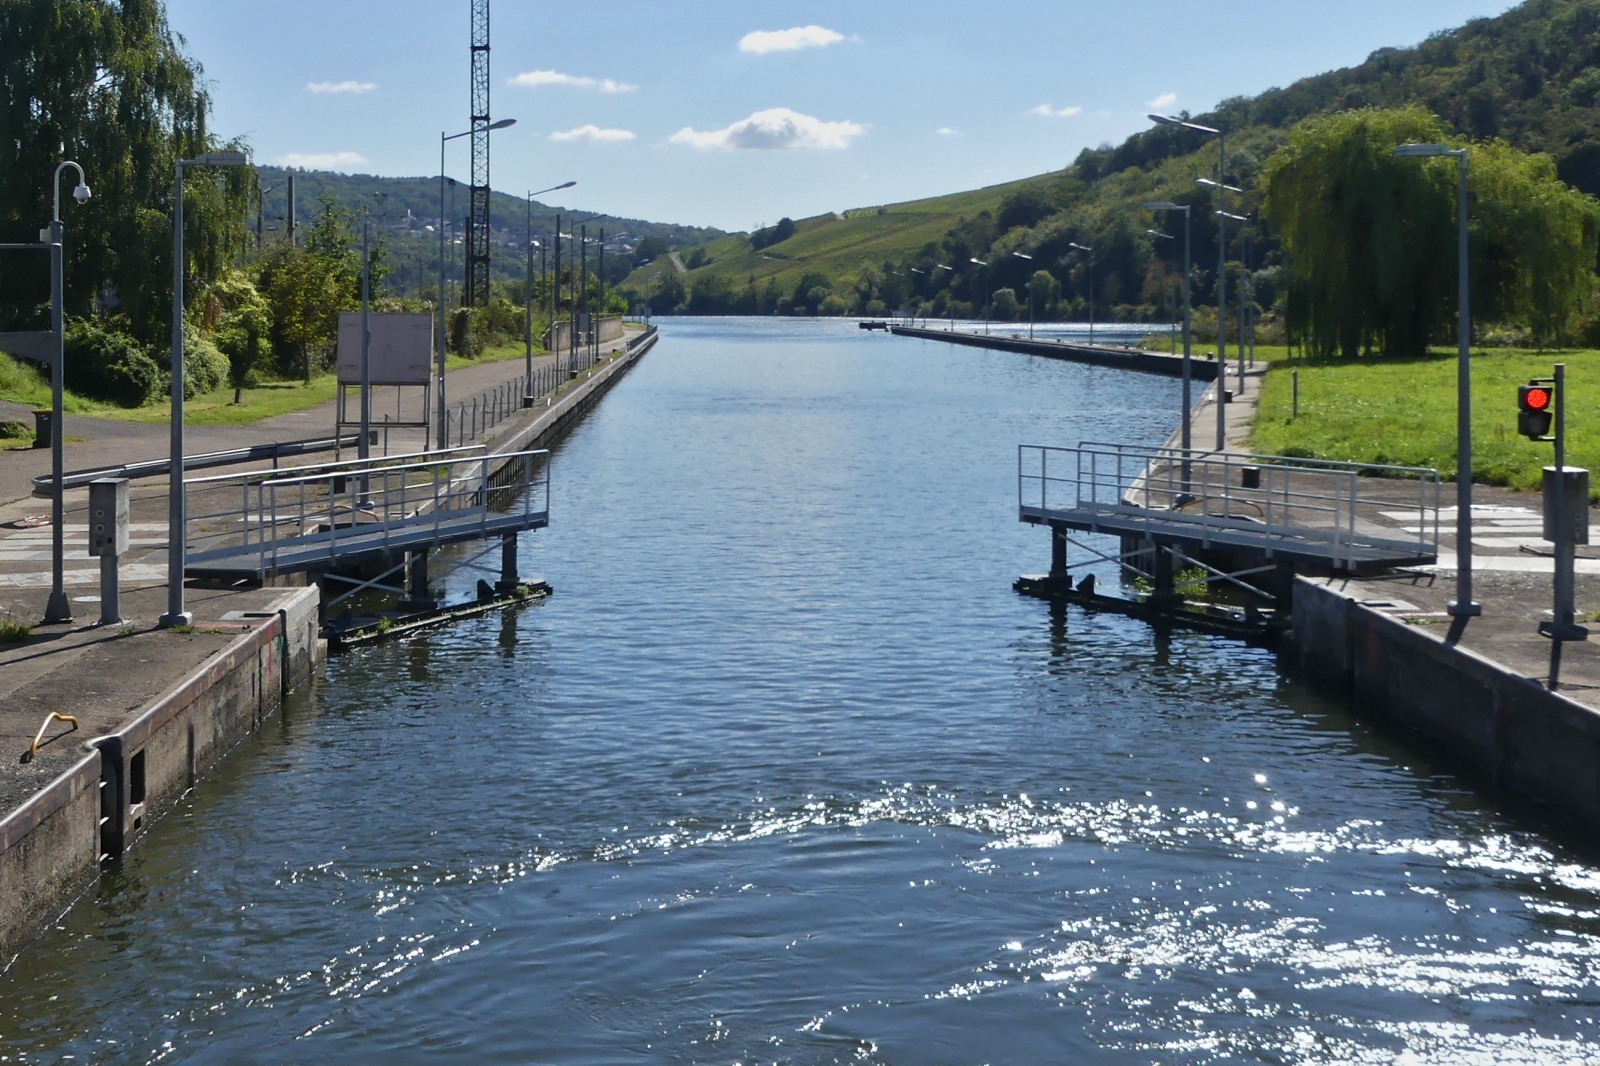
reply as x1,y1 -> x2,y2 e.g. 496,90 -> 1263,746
1263,106 -> 1600,356
0,0 -> 253,341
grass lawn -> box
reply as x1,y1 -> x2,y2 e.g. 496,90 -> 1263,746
0,342 -> 545,427
1250,348 -> 1600,490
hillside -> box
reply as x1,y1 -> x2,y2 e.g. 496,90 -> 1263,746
633,0 -> 1600,321
256,166 -> 721,293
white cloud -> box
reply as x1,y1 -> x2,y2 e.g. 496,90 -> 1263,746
274,152 -> 368,169
509,70 -> 636,93
670,107 -> 864,151
1029,104 -> 1082,117
936,127 -> 960,136
549,125 -> 636,143
738,25 -> 846,54
1148,92 -> 1178,110
307,80 -> 377,94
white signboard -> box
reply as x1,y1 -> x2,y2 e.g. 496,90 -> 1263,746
337,312 -> 433,385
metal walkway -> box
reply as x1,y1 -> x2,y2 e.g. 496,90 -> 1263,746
1019,443 -> 1440,571
182,446 -> 549,581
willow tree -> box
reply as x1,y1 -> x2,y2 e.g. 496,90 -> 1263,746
0,0 -> 252,341
1262,106 -> 1600,356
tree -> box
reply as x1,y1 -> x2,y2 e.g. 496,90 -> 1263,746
1263,106 -> 1600,356
991,287 -> 1020,320
649,274 -> 684,315
0,0 -> 251,340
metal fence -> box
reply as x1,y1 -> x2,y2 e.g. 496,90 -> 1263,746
1019,442 -> 1441,568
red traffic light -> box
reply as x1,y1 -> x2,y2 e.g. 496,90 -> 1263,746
1518,383 -> 1553,439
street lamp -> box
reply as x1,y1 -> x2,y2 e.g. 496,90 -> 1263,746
1067,242 -> 1094,346
1011,251 -> 1035,339
1144,201 -> 1194,469
161,150 -> 246,629
1145,230 -> 1177,353
438,118 -> 515,449
1395,141 -> 1479,618
1218,209 -> 1249,397
960,256 -> 985,329
524,181 -> 576,394
46,163 -> 90,623
1152,114 -> 1229,449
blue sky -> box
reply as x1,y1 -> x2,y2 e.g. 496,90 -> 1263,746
167,0 -> 1518,232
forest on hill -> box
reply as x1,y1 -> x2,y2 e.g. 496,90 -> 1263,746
633,0 -> 1600,354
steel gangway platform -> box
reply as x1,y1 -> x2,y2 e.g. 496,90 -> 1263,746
181,445 -> 549,584
1016,442 -> 1441,632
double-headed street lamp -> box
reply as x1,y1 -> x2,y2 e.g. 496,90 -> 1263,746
1144,201 -> 1194,465
1012,251 -> 1035,339
1395,141 -> 1479,618
162,151 -> 247,629
1151,114 -> 1232,449
1067,242 -> 1094,346
438,118 -> 516,450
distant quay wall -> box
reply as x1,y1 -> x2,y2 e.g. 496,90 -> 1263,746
889,324 -> 1220,381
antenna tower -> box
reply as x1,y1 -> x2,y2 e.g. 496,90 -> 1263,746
466,0 -> 492,305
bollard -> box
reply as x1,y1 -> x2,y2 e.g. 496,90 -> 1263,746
87,477 -> 129,626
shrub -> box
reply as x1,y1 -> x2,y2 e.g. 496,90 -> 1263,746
63,319 -> 164,406
181,328 -> 230,398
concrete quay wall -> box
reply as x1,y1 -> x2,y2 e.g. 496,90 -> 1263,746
1291,577 -> 1600,829
889,324 -> 1221,381
0,584 -> 323,968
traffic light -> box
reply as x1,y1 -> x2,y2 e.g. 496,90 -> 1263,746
1519,383 -> 1553,439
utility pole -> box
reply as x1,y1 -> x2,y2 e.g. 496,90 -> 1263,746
287,173 -> 297,248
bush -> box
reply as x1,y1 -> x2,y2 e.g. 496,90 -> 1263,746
449,307 -> 482,357
819,294 -> 848,316
63,319 -> 164,406
181,328 -> 230,398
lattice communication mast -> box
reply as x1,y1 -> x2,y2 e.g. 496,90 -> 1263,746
466,0 -> 492,306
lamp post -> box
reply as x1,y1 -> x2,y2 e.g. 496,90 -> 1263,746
1218,210 -> 1249,397
937,264 -> 954,329
1011,251 -> 1034,338
969,258 -> 990,333
161,151 -> 246,629
438,119 -> 515,449
1145,229 -> 1176,350
1144,201 -> 1194,476
523,181 -> 576,395
45,163 -> 91,624
1151,114 -> 1228,449
1396,142 -> 1480,618
1067,243 -> 1094,346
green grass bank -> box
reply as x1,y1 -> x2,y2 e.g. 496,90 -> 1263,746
1250,349 -> 1600,490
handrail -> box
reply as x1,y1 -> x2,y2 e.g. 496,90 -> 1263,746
32,434 -> 364,495
22,712 -> 78,764
184,444 -> 487,488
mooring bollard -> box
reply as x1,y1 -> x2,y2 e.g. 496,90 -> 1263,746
88,477 -> 129,626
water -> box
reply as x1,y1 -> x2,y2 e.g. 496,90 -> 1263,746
5,318 -> 1600,1063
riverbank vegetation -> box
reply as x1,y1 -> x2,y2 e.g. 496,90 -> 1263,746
628,0 -> 1600,367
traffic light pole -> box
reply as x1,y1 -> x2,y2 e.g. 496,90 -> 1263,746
1538,365 -> 1588,684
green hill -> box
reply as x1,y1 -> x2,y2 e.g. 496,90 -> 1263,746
632,0 -> 1600,323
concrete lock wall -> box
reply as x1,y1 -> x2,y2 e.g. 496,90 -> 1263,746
1292,577 -> 1600,829
0,751 -> 101,967
542,315 -> 624,355
0,585 -> 323,966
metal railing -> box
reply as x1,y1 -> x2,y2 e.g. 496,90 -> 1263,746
183,446 -> 548,576
1019,442 -> 1440,567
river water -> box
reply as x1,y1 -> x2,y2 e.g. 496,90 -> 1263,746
4,318 -> 1600,1063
